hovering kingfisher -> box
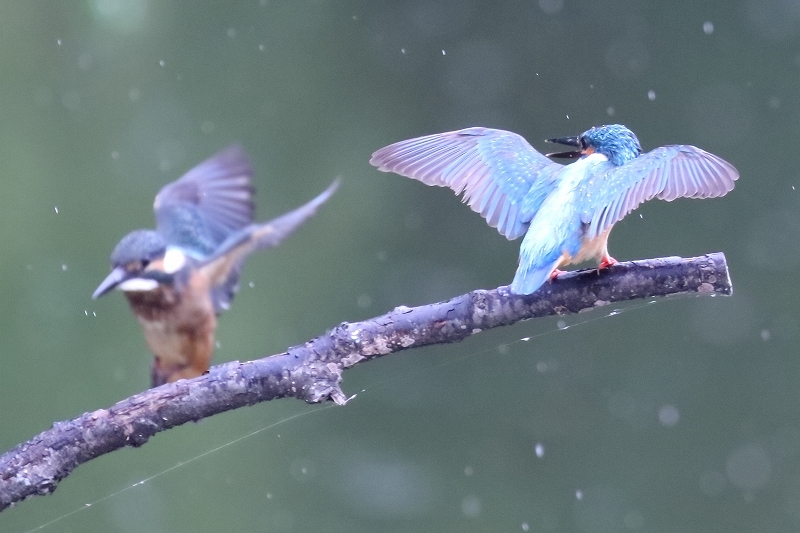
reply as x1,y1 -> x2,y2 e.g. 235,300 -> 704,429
370,124 -> 738,294
93,145 -> 338,386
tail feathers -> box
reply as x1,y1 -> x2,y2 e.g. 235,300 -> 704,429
510,256 -> 562,295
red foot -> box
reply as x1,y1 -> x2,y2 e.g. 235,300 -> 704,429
598,255 -> 618,270
549,269 -> 566,280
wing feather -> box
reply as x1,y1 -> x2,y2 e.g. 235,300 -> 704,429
154,144 -> 254,255
581,145 -> 738,239
370,127 -> 562,240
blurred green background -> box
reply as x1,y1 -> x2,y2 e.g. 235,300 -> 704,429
0,1 -> 796,531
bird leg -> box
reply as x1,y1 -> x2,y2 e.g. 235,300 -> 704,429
598,255 -> 618,270
549,269 -> 566,280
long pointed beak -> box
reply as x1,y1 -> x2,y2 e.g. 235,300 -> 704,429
545,135 -> 583,159
92,267 -> 127,299
545,135 -> 581,147
545,150 -> 583,159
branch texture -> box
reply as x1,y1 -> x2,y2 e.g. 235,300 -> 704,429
0,253 -> 731,511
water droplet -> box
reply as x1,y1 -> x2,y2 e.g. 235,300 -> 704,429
575,490 -> 584,500
461,495 -> 481,517
400,48 -> 406,54
535,443 -> 545,457
658,404 -> 680,427
521,336 -> 530,342
703,21 -> 714,35
647,90 -> 656,101
761,329 -> 771,341
54,206 -> 59,214
61,264 -> 68,271
158,60 -> 165,67
606,106 -> 615,116
442,49 -> 446,55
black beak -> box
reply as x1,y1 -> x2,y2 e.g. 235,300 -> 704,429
92,267 -> 127,299
545,135 -> 582,159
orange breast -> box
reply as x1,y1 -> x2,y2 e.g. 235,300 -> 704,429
125,272 -> 217,384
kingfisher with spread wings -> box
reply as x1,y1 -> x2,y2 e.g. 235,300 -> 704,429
371,124 -> 737,294
93,145 -> 338,386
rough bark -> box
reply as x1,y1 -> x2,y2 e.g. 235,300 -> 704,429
0,252 -> 731,511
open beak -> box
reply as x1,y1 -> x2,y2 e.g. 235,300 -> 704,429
92,267 -> 127,299
545,135 -> 583,159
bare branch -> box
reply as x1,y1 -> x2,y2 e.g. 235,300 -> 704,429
0,253 -> 731,511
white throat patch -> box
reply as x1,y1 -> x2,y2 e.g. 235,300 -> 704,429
118,278 -> 159,292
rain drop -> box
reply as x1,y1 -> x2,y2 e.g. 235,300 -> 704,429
703,21 -> 714,35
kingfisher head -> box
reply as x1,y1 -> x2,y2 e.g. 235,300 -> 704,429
92,229 -> 188,299
546,124 -> 642,166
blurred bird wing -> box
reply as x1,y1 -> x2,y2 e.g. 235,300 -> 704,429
154,144 -> 254,255
199,179 -> 340,311
370,127 -> 563,240
580,145 -> 738,240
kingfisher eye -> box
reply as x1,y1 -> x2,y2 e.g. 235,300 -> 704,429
127,259 -> 148,272
579,137 -> 588,150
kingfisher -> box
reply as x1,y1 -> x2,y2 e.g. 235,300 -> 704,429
370,124 -> 738,294
93,145 -> 338,386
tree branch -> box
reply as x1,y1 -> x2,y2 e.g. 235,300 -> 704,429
0,252 -> 731,511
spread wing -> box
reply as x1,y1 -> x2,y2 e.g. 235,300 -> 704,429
154,144 -> 254,257
200,179 -> 339,313
579,145 -> 738,240
370,127 -> 563,240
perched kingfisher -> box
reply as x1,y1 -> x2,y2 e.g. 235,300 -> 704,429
370,124 -> 738,294
93,145 -> 338,386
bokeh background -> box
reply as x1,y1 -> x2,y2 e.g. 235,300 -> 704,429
0,1 -> 797,531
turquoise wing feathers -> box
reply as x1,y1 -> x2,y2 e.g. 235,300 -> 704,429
579,145 -> 739,240
370,127 -> 562,240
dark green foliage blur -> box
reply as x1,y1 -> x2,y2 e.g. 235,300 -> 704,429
1,1 -> 797,531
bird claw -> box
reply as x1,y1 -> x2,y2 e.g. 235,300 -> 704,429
598,256 -> 618,270
549,269 -> 566,280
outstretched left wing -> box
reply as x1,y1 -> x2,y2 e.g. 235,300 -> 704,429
580,145 -> 738,240
370,127 -> 563,240
200,179 -> 340,312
